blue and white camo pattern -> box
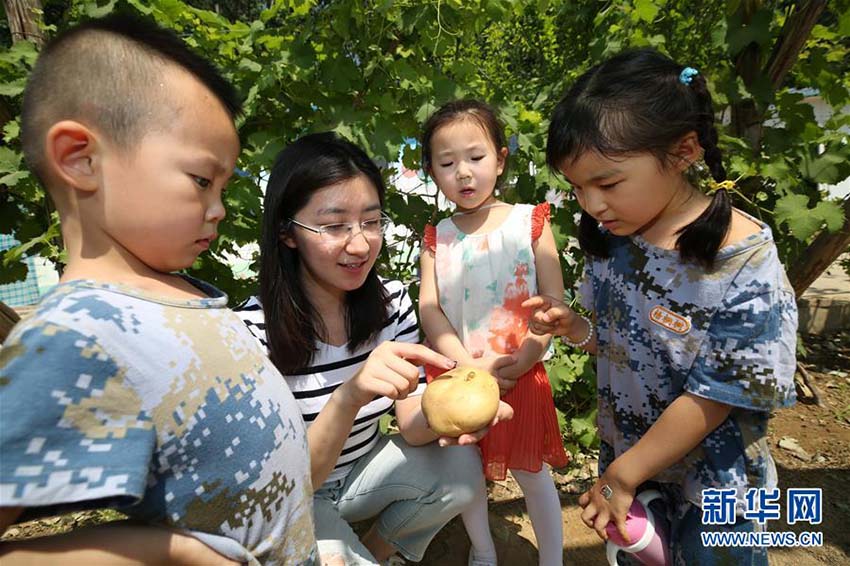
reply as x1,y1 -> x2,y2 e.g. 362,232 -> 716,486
0,278 -> 318,565
579,217 -> 797,515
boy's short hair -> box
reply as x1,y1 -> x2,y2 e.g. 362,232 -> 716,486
21,12 -> 242,186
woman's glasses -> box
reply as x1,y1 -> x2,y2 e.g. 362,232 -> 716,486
285,213 -> 390,244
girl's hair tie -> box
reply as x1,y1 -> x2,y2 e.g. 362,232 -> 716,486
707,179 -> 736,195
679,67 -> 699,85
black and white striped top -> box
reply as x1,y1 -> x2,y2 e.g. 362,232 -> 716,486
235,278 -> 425,484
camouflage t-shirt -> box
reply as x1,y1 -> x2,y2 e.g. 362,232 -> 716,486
579,218 -> 797,514
0,278 -> 318,565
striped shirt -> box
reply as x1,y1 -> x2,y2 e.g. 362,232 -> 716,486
235,279 -> 425,484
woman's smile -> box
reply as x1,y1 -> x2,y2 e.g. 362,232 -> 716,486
339,259 -> 368,273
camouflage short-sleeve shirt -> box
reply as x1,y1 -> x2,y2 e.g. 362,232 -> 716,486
579,217 -> 797,513
0,278 -> 318,565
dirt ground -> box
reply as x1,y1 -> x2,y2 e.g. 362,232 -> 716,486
3,331 -> 849,565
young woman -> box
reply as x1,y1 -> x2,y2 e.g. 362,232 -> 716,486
236,132 -> 512,565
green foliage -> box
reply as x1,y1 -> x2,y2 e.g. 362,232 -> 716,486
545,338 -> 598,454
2,0 -> 849,454
775,193 -> 844,241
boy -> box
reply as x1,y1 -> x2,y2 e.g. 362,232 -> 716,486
0,14 -> 318,565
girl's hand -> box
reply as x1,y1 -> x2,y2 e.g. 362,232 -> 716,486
496,374 -> 521,395
498,359 -> 529,380
522,295 -> 579,337
466,354 -> 518,395
578,470 -> 634,544
336,342 -> 455,409
437,400 -> 514,447
494,360 -> 528,394
466,354 -> 516,378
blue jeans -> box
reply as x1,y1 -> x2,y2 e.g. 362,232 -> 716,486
313,435 -> 483,564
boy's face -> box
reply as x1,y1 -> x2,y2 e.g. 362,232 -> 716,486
96,66 -> 240,273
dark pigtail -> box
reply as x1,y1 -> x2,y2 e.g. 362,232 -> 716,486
675,73 -> 732,270
578,211 -> 610,259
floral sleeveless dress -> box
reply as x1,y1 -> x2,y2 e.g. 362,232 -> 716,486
424,203 -> 568,480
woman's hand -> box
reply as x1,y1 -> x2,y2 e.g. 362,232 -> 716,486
436,400 -> 514,447
578,463 -> 634,544
336,342 -> 455,410
522,295 -> 580,337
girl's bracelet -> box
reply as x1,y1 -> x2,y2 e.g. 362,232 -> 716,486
562,314 -> 594,349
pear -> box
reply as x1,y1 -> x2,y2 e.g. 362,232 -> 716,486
422,366 -> 500,437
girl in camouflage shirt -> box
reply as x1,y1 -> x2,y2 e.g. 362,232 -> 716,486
525,49 -> 797,565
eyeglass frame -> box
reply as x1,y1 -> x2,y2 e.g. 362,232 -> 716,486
282,212 -> 391,243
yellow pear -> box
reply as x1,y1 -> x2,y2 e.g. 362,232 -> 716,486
421,366 -> 500,437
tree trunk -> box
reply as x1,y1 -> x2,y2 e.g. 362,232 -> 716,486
2,0 -> 41,141
4,0 -> 45,46
771,1 -> 844,296
789,196 -> 850,296
2,0 -> 43,129
3,0 -> 64,275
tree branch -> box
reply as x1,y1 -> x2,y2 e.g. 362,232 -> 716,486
0,299 -> 21,344
765,0 -> 827,89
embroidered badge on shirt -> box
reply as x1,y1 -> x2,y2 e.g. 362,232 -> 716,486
649,305 -> 691,334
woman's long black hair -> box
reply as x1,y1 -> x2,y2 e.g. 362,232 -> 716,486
547,48 -> 731,269
259,132 -> 390,373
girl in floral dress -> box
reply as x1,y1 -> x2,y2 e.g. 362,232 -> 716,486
419,100 -> 569,566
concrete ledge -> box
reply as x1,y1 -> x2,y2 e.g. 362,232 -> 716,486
798,297 -> 850,335
798,255 -> 849,336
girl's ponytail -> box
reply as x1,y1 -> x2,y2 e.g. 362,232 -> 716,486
675,73 -> 732,270
578,210 -> 610,259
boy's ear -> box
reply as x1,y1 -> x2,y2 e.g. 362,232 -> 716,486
671,131 -> 702,172
45,120 -> 101,192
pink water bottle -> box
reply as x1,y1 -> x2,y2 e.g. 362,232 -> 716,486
605,490 -> 671,566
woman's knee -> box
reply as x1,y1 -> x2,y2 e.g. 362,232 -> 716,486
322,554 -> 347,566
455,445 -> 486,478
436,445 -> 485,505
389,438 -> 484,509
